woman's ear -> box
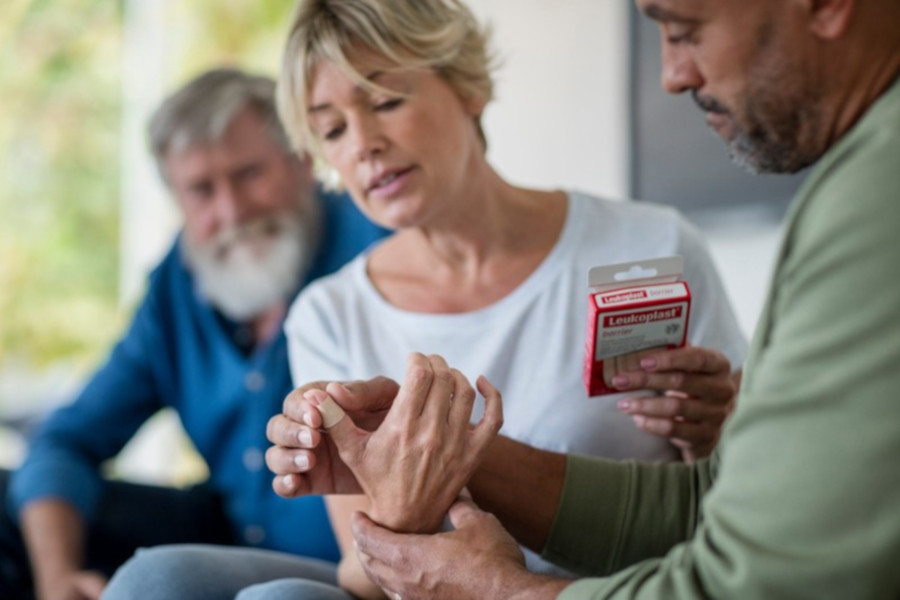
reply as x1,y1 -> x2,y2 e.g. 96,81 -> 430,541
462,92 -> 488,119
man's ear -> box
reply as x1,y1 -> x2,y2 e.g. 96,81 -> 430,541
806,0 -> 857,40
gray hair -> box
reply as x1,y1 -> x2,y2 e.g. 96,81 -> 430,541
149,68 -> 292,180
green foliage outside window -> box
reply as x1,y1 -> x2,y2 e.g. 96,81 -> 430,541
1,0 -> 125,370
1,0 -> 296,373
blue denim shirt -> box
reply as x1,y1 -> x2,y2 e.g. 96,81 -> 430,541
8,190 -> 388,561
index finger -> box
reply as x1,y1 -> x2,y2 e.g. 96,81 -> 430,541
282,382 -> 329,424
639,345 -> 732,375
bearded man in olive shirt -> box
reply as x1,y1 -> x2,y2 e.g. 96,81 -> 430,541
265,0 -> 900,598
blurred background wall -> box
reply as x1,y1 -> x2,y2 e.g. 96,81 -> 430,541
0,0 -> 792,482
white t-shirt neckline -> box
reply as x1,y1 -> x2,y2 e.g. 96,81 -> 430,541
351,191 -> 586,332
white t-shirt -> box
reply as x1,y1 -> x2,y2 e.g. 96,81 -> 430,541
285,191 -> 747,572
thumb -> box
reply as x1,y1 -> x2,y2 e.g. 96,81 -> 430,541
327,376 -> 399,413
308,391 -> 368,463
447,496 -> 484,530
351,510 -> 402,559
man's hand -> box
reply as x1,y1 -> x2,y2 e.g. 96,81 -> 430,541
612,345 -> 738,462
352,496 -> 569,600
266,375 -> 400,497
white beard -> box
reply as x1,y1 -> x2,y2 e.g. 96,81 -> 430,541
182,211 -> 314,322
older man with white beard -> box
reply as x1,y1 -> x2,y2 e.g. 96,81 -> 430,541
0,68 -> 388,600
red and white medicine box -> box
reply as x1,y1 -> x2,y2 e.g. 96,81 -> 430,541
583,257 -> 691,396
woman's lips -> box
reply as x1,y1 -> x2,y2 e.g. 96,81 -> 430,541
368,167 -> 415,198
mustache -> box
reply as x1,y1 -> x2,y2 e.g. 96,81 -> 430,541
692,90 -> 729,115
209,216 -> 283,260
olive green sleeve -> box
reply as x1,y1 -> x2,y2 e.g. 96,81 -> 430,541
543,453 -> 715,576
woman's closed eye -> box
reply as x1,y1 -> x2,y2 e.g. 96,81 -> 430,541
322,123 -> 346,141
374,97 -> 404,112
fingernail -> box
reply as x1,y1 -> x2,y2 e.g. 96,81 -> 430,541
282,474 -> 295,490
298,429 -> 313,446
617,399 -> 631,411
633,415 -> 646,427
612,375 -> 629,388
294,454 -> 309,469
302,412 -> 315,428
640,358 -> 658,370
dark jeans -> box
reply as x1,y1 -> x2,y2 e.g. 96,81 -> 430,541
0,469 -> 236,600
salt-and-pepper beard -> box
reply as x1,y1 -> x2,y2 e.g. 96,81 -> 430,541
697,17 -> 825,175
182,208 -> 316,322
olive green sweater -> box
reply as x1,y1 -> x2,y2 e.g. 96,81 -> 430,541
545,76 -> 900,599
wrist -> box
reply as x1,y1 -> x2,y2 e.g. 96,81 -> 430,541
34,569 -> 75,600
367,505 -> 444,534
34,559 -> 79,585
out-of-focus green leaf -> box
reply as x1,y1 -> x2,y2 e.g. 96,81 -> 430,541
1,0 -> 298,370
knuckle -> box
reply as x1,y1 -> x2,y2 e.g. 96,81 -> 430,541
408,366 -> 432,389
282,390 -> 300,414
434,369 -> 455,388
489,411 -> 504,432
662,397 -> 682,416
695,350 -> 710,371
481,405 -> 504,433
370,376 -> 391,393
668,371 -> 686,390
459,386 -> 476,404
653,419 -> 675,436
386,421 -> 408,441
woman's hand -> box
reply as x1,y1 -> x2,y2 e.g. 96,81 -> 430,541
612,344 -> 739,462
319,353 -> 504,533
267,353 -> 503,533
266,375 -> 400,497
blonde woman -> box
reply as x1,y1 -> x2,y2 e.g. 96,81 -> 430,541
105,1 -> 745,598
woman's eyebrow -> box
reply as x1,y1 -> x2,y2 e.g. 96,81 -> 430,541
308,71 -> 388,113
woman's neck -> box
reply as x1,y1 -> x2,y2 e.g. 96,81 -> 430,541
367,173 -> 568,314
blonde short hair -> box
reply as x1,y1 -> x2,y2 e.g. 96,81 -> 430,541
278,0 -> 495,156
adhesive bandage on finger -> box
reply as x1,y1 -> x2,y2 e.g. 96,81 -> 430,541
318,396 -> 346,429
